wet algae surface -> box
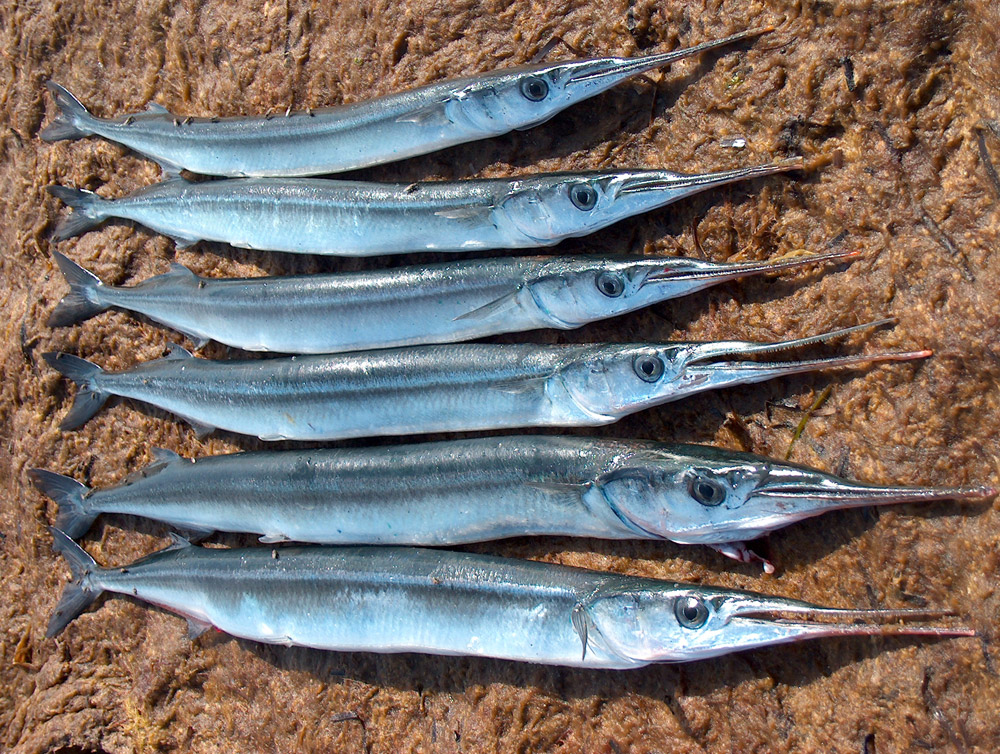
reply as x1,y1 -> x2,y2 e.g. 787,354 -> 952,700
2,0 -> 1000,751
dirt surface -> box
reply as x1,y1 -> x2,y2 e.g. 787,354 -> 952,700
2,0 -> 1000,751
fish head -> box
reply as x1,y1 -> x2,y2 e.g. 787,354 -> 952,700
527,257 -> 673,326
496,162 -> 800,245
452,62 -> 597,132
452,28 -> 777,134
528,250 -> 864,328
495,172 -> 630,244
583,583 -> 973,663
556,343 -> 705,420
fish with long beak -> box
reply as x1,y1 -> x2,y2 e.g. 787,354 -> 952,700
46,159 -> 801,255
31,437 -> 993,574
40,27 -> 770,177
46,532 -> 973,667
45,248 -> 856,353
42,318 -> 926,441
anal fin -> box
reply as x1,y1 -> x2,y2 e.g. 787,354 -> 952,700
186,617 -> 213,640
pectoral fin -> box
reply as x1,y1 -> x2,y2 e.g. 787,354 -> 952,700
488,374 -> 552,394
452,289 -> 523,322
395,100 -> 452,126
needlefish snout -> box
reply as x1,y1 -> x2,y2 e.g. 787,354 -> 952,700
46,533 -> 974,667
41,318 -> 929,441
39,27 -> 772,178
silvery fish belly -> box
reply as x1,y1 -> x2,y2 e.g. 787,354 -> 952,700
46,250 -> 856,353
38,29 -> 771,177
46,161 -> 801,256
43,323 -> 930,441
47,535 -> 975,667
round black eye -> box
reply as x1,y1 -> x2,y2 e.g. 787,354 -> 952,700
520,77 -> 549,101
596,272 -> 624,297
674,595 -> 709,629
688,475 -> 726,506
569,184 -> 598,211
633,354 -> 664,382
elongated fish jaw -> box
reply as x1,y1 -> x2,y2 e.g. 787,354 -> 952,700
640,248 -> 862,297
704,596 -> 976,659
611,158 -> 803,219
672,317 -> 931,395
743,469 -> 998,532
562,26 -> 775,99
588,589 -> 975,663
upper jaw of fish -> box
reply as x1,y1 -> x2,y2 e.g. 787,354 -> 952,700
562,26 -> 776,93
705,594 -> 976,653
668,318 -> 931,395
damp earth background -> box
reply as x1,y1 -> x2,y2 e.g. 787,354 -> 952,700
2,0 -> 1000,752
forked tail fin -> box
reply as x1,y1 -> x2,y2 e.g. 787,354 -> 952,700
47,528 -> 102,637
46,186 -> 109,240
39,82 -> 96,142
42,352 -> 109,429
48,252 -> 108,326
29,469 -> 97,538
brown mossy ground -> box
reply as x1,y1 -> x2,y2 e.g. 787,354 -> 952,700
2,0 -> 1000,751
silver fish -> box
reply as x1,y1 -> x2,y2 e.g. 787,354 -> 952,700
46,160 -> 801,255
47,248 -> 856,353
47,532 -> 973,668
42,320 -> 927,441
31,437 -> 993,573
39,28 -> 770,177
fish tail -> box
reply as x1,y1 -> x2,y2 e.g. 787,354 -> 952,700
48,252 -> 109,326
39,82 -> 96,142
47,527 -> 103,637
29,469 -> 97,539
46,186 -> 109,240
42,352 -> 110,429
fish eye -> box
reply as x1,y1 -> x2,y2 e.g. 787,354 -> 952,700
569,183 -> 598,211
596,271 -> 625,297
520,76 -> 549,102
687,473 -> 726,506
633,354 -> 664,382
674,595 -> 709,629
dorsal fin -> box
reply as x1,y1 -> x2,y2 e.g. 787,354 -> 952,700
163,344 -> 193,360
150,447 -> 183,464
166,263 -> 199,280
165,532 -> 192,551
145,102 -> 170,114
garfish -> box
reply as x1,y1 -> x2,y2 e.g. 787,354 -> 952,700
46,532 -> 973,668
47,248 -> 856,353
39,28 -> 770,178
46,160 -> 801,255
41,319 -> 927,441
31,436 -> 993,573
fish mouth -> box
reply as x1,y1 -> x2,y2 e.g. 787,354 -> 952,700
614,158 -> 802,198
725,598 -> 975,641
565,26 -> 773,86
641,248 -> 860,287
676,317 -> 931,389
